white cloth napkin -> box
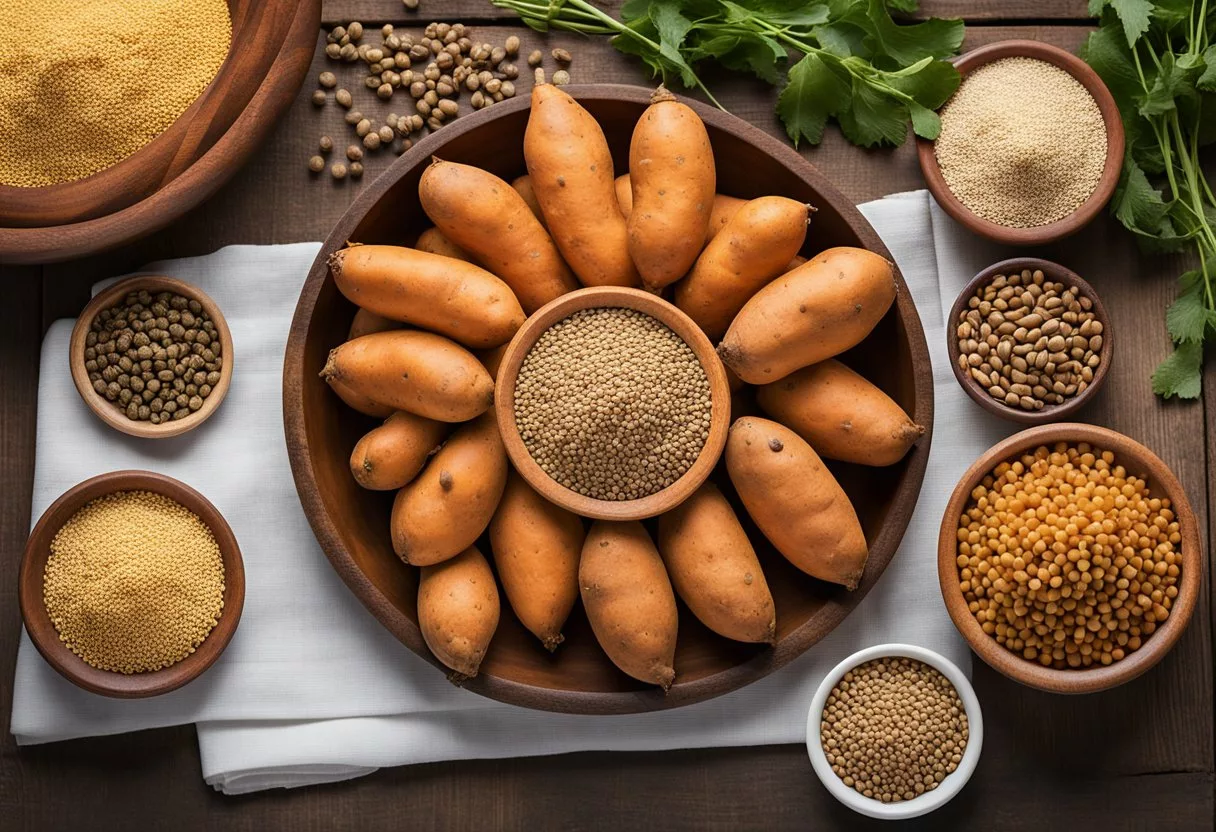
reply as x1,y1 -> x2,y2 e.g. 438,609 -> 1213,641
12,191 -> 1014,794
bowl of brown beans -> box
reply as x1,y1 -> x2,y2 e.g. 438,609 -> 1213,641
494,286 -> 731,521
937,424 -> 1201,694
806,644 -> 982,819
69,275 -> 234,439
947,258 -> 1112,425
18,470 -> 245,698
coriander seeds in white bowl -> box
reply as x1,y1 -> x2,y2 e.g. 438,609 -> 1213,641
806,644 -> 983,820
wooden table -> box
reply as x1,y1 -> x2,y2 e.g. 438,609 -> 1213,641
2,2 -> 1212,829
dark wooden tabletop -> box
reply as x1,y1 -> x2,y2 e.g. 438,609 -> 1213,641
2,2 -> 1212,829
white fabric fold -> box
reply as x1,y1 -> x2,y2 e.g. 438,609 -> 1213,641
12,192 -> 1013,794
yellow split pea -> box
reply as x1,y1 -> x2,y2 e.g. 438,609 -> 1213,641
43,491 -> 225,674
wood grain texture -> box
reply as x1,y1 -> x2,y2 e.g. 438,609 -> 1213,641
1,16 -> 1212,832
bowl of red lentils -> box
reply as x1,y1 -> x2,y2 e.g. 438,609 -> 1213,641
18,470 -> 245,698
806,644 -> 983,820
937,424 -> 1201,694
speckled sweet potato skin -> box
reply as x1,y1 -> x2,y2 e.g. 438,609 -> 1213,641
418,545 -> 500,679
349,410 -> 448,491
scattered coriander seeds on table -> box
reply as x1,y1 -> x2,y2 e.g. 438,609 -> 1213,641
513,307 -> 712,501
42,491 -> 225,674
83,289 -> 224,425
955,442 -> 1182,669
821,658 -> 969,803
956,269 -> 1103,412
308,155 -> 325,173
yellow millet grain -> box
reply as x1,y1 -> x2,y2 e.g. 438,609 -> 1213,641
934,57 -> 1106,228
0,0 -> 232,188
955,443 -> 1182,669
43,491 -> 225,674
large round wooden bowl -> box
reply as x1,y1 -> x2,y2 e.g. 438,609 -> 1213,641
283,85 -> 934,714
0,0 -> 320,265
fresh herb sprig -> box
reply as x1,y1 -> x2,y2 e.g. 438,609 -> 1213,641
1082,0 -> 1216,398
490,0 -> 964,148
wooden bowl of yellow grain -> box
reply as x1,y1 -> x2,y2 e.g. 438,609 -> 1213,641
0,0 -> 321,264
18,470 -> 245,698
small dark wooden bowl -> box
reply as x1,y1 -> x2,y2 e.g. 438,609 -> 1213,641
937,424 -> 1201,694
916,40 -> 1124,246
19,471 -> 245,698
947,258 -> 1112,425
495,287 -> 731,521
0,0 -> 320,265
69,276 -> 234,439
284,84 -> 934,714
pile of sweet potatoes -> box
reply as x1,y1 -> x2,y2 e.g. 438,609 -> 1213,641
320,84 -> 925,689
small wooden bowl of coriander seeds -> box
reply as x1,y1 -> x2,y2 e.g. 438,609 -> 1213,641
806,643 -> 983,820
69,275 -> 234,439
495,287 -> 731,521
18,470 -> 245,698
948,258 -> 1112,425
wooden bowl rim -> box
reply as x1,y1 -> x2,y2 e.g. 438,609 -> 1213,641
936,423 -> 1201,694
0,0 -> 320,265
283,83 -> 936,714
915,39 -> 1126,246
494,287 -> 731,521
18,470 -> 245,698
946,257 -> 1113,425
68,275 -> 234,439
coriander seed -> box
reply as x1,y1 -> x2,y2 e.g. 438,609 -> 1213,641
505,35 -> 520,56
311,89 -> 327,107
331,162 -> 348,180
318,71 -> 337,88
335,88 -> 353,108
346,144 -> 363,162
319,135 -> 334,153
527,49 -> 543,67
552,47 -> 572,64
552,69 -> 570,86
350,161 -> 364,178
308,155 -> 325,173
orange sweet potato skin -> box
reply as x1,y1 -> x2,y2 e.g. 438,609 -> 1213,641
321,330 -> 494,423
415,227 -> 474,262
725,417 -> 868,590
349,411 -> 448,491
419,160 -> 577,314
512,174 -> 547,230
579,520 -> 677,689
418,545 -> 500,679
391,411 -> 508,566
348,308 -> 405,340
330,244 -> 523,349
756,359 -> 924,467
525,84 -> 640,288
615,173 -> 743,246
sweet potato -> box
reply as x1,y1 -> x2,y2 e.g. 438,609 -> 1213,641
419,159 -> 577,314
718,247 -> 896,384
415,227 -> 474,262
391,411 -> 507,566
725,417 -> 868,589
329,377 -> 394,418
489,471 -> 583,651
615,173 -> 744,246
321,330 -> 494,422
657,482 -> 775,644
329,244 -> 524,349
418,545 -> 500,679
580,520 -> 677,689
511,174 -> 547,229
348,308 -> 405,340
477,342 -> 510,384
756,359 -> 924,467
673,197 -> 811,340
525,84 -> 640,288
627,87 -> 716,290
349,411 -> 448,491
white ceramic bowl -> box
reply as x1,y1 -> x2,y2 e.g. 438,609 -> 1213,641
805,644 -> 983,820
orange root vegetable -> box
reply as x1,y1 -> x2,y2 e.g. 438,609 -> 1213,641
320,330 -> 494,422
419,159 -> 577,314
349,411 -> 449,491
489,471 -> 584,651
725,417 -> 868,589
328,376 -> 394,418
718,247 -> 896,384
391,411 -> 507,566
477,342 -> 510,385
673,197 -> 811,340
756,359 -> 924,467
418,545 -> 500,679
415,227 -> 474,262
657,481 -> 776,644
511,174 -> 547,230
329,244 -> 524,349
579,520 -> 677,690
615,173 -> 745,246
525,84 -> 640,288
627,86 -> 716,290
348,308 -> 405,340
